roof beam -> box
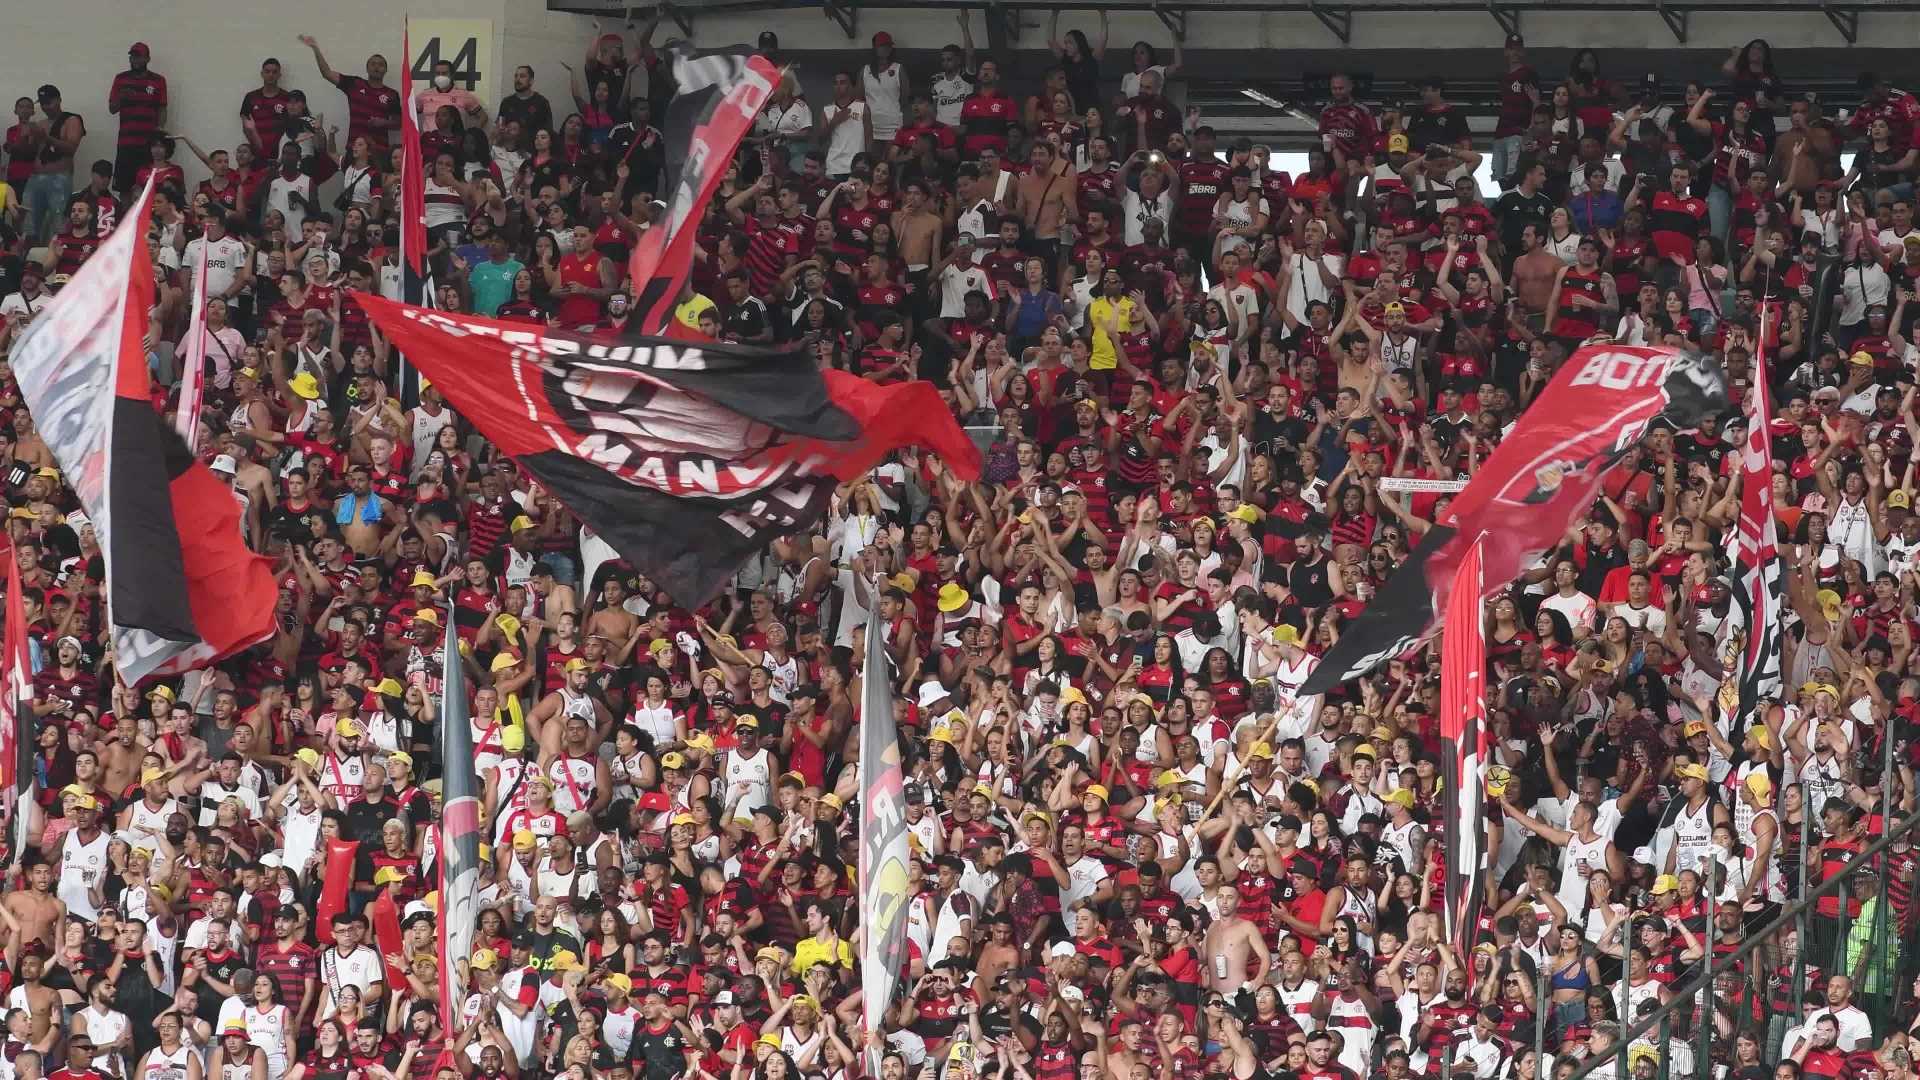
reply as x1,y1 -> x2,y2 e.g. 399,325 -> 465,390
1654,0 -> 1688,40
1154,2 -> 1189,41
1823,2 -> 1861,41
1485,2 -> 1519,36
1307,0 -> 1353,42
822,0 -> 858,37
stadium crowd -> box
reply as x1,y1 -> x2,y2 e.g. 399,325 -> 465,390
0,15 -> 1911,1080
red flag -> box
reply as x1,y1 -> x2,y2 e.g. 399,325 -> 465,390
314,838 -> 359,930
0,553 -> 30,864
399,22 -> 427,282
627,52 -> 778,332
8,178 -> 277,684
1438,538 -> 1487,948
368,889 -> 410,990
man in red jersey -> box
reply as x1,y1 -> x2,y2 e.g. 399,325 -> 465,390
106,43 -> 167,197
297,34 -> 402,156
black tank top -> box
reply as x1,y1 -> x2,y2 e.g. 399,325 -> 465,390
39,112 -> 76,164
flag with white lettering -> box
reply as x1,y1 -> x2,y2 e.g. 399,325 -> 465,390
1,552 -> 32,865
860,607 -> 912,1069
351,294 -> 981,603
1733,331 -> 1783,715
1302,345 -> 1729,693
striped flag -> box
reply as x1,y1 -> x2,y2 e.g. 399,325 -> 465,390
1732,329 -> 1783,715
1439,537 -> 1488,948
173,240 -> 209,452
859,607 -> 913,1069
436,601 -> 482,1042
1,552 -> 31,864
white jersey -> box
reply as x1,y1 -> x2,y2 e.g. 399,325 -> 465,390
141,1044 -> 192,1080
59,827 -> 110,920
930,72 -> 973,127
127,796 -> 179,838
723,746 -> 774,815
548,755 -> 599,816
1560,833 -> 1609,916
760,651 -> 799,705
1669,799 -> 1714,876
1276,979 -> 1321,1033
243,1003 -> 293,1080
1328,993 -> 1378,1075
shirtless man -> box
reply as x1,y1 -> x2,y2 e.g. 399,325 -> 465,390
10,953 -> 59,1054
1509,222 -> 1563,329
2,862 -> 66,964
583,577 -> 641,659
525,659 -> 613,760
95,716 -> 147,796
1202,886 -> 1271,1007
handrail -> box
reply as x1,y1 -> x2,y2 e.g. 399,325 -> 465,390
1562,799 -> 1920,1080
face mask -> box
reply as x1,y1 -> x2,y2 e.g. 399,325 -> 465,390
433,75 -> 453,92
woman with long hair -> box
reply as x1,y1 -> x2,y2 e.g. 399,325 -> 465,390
1046,13 -> 1106,124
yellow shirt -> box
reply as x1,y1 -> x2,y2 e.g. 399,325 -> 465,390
791,934 -> 854,975
1086,296 -> 1133,371
674,292 -> 717,332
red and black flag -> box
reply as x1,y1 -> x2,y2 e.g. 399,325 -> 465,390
1,552 -> 32,864
1733,327 -> 1784,716
395,20 -> 433,397
352,295 -> 982,604
1438,538 -> 1488,949
9,178 -> 278,686
1301,345 -> 1729,694
627,49 -> 778,332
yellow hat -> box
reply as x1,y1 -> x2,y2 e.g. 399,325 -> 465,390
147,881 -> 170,901
222,1017 -> 250,1036
470,948 -> 499,971
670,812 -> 696,826
1386,788 -> 1416,808
60,783 -> 86,796
1248,741 -> 1275,760
550,949 -> 584,972
495,613 -> 523,639
756,1034 -> 783,1049
1084,784 -> 1111,804
970,781 -> 996,801
820,792 -> 845,811
1816,589 -> 1843,618
410,569 -> 437,589
564,657 -> 589,673
685,732 -> 716,752
373,677 -> 405,697
1675,762 -> 1710,781
295,748 -> 322,769
1650,874 -> 1679,895
1351,744 -> 1377,761
604,973 -> 632,995
336,717 -> 365,738
937,583 -> 971,613
141,767 -> 167,785
1225,504 -> 1262,524
648,638 -> 672,655
374,867 -> 407,885
73,793 -> 99,810
1272,624 -> 1302,646
1849,350 -> 1876,367
1370,725 -> 1396,742
1387,132 -> 1410,153
888,572 -> 917,593
1058,685 -> 1087,707
1628,1047 -> 1661,1071
1683,720 -> 1708,738
928,728 -> 955,744
289,372 -> 322,400
512,830 -> 538,852
387,750 -> 414,768
490,653 -> 520,673
146,685 -> 176,702
500,726 -> 526,752
755,946 -> 786,963
1023,808 -> 1054,827
1745,771 -> 1774,801
661,751 -> 687,770
1155,769 -> 1182,788
1747,725 -> 1772,750
1890,490 -> 1914,510
413,609 -> 440,627
734,714 -> 760,731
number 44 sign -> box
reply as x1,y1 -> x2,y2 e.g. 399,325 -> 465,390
409,19 -> 496,109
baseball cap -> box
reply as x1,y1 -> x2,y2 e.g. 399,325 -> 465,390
470,948 -> 498,971
1650,874 -> 1679,895
872,31 -> 893,46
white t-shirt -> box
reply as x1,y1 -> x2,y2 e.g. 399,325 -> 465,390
315,945 -> 384,1020
822,100 -> 868,176
938,256 -> 996,319
184,235 -> 251,299
0,290 -> 50,325
266,172 -> 315,235
931,72 -> 974,127
1541,590 -> 1598,633
1121,188 -> 1174,246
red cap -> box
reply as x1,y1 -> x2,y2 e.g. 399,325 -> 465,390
129,42 -> 150,57
872,31 -> 894,46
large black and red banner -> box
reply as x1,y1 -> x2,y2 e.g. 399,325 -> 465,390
11,179 -> 277,686
629,49 -> 778,332
352,296 -> 981,603
1301,345 -> 1728,694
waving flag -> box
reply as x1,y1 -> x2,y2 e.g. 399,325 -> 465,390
860,607 -> 913,1071
1,553 -> 32,865
628,49 -> 778,332
173,240 -> 209,452
1302,345 -> 1729,693
9,178 -> 277,686
395,20 -> 432,399
1439,538 -> 1488,948
352,295 -> 981,603
1732,334 -> 1783,716
437,602 -> 481,1040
